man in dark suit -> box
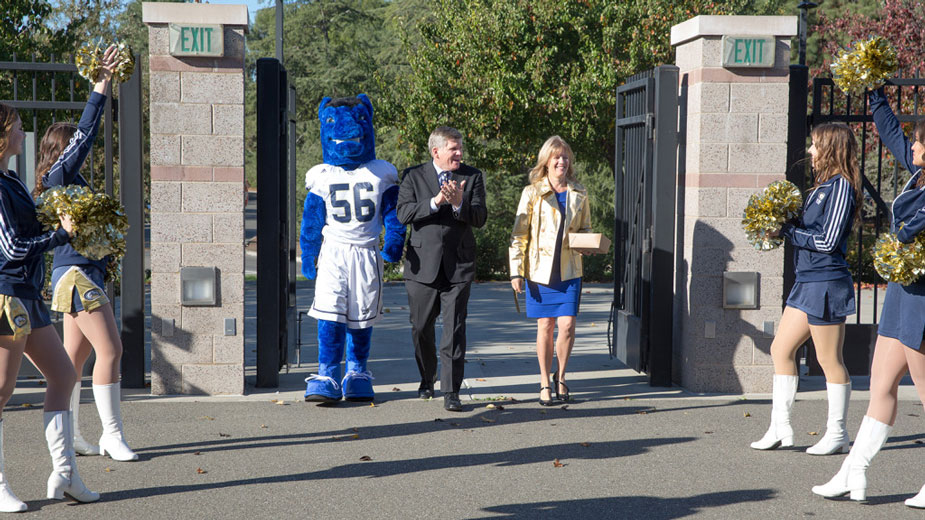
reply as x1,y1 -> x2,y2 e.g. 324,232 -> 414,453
397,126 -> 487,411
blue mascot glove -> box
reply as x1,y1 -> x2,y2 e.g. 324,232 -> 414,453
300,192 -> 326,280
380,185 -> 405,263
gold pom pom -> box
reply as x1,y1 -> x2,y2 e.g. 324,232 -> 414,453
831,36 -> 898,95
74,39 -> 134,83
114,42 -> 135,83
35,186 -> 128,279
75,41 -> 104,83
741,180 -> 803,251
873,229 -> 925,286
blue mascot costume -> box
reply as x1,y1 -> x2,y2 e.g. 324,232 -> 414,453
300,94 -> 405,403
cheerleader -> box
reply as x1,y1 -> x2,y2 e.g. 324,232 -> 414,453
33,45 -> 136,461
813,87 -> 925,505
0,102 -> 98,510
751,123 -> 861,456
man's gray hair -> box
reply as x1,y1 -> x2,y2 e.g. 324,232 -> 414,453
428,126 -> 463,152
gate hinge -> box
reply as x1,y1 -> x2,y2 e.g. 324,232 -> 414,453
645,113 -> 655,140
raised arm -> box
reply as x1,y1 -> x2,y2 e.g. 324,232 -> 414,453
869,87 -> 918,175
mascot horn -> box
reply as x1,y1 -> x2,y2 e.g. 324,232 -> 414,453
299,94 -> 405,403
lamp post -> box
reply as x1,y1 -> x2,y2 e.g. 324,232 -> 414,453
797,1 -> 818,66
276,0 -> 283,62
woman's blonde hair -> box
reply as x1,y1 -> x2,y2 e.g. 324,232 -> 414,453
33,122 -> 77,197
0,103 -> 20,159
528,135 -> 576,185
810,123 -> 863,227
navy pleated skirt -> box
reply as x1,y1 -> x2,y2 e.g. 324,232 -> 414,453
878,281 -> 925,350
785,278 -> 855,325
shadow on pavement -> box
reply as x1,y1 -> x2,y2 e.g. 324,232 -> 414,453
476,488 -> 777,520
103,437 -> 697,502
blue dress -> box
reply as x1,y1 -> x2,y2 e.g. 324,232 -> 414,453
525,190 -> 581,318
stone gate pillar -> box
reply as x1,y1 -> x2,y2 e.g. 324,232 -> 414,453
671,16 -> 797,393
142,3 -> 249,394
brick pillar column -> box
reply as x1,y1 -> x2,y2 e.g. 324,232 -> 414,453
671,16 -> 797,393
142,3 -> 249,394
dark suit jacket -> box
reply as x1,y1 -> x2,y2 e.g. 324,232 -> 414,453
397,162 -> 487,284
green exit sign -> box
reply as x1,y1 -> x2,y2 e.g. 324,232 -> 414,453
722,35 -> 775,68
169,23 -> 223,57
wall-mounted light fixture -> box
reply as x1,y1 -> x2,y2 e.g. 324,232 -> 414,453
723,271 -> 759,309
180,266 -> 217,306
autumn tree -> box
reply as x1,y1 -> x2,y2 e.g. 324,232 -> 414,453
381,0 -> 788,279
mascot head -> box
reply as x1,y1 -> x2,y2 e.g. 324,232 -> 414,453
318,94 -> 376,168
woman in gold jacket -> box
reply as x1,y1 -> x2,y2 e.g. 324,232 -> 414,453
510,136 -> 592,406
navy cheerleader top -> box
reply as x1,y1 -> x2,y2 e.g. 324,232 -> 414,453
0,170 -> 69,299
781,176 -> 856,282
40,91 -> 108,273
869,87 -> 925,244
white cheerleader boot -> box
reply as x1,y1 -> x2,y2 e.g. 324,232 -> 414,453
70,383 -> 99,456
906,483 -> 925,508
93,383 -> 138,461
750,374 -> 798,450
812,415 -> 891,501
0,420 -> 26,512
44,411 -> 100,502
806,382 -> 851,455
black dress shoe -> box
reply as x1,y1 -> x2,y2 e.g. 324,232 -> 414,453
418,387 -> 434,400
444,392 -> 463,412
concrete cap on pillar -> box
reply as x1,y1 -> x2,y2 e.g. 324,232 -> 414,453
142,2 -> 250,32
670,15 -> 797,47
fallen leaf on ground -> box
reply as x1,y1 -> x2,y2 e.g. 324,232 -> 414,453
909,413 -> 920,418
351,427 -> 359,432
260,424 -> 267,429
560,405 -> 569,410
450,422 -> 461,427
351,434 -> 359,439
480,417 -> 495,423
916,440 -> 924,445
809,431 -> 818,436
486,404 -> 496,409
579,442 -> 591,447
197,468 -> 207,474
744,412 -> 751,417
704,431 -> 714,434
553,459 -> 564,467
37,380 -> 45,386
383,308 -> 390,313
194,452 -> 201,455
369,403 -> 376,407
636,411 -> 647,415
104,467 -> 112,472
434,418 -> 444,422
219,433 -> 230,438
590,322 -> 595,326
392,387 -> 401,391
359,455 -> 372,461
21,403 -> 32,408
476,378 -> 486,382
200,416 -> 215,420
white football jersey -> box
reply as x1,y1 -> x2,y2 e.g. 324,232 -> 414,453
305,159 -> 399,247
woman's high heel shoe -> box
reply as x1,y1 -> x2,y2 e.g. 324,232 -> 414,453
539,387 -> 555,406
553,372 -> 570,402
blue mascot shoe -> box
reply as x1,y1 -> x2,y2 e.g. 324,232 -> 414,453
342,369 -> 375,402
304,363 -> 343,403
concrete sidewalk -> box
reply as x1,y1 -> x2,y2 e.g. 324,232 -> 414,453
4,282 -> 925,518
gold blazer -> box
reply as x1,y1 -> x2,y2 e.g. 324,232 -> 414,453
509,178 -> 592,285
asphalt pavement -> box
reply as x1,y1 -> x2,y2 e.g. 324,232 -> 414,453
4,281 -> 925,519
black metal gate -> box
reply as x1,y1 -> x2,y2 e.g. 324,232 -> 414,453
255,58 -> 298,388
786,65 -> 925,375
612,65 -> 678,386
0,54 -> 146,387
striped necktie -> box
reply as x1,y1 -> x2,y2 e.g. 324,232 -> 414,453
438,170 -> 449,186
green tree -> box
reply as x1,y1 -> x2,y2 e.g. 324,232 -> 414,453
381,0 -> 787,279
